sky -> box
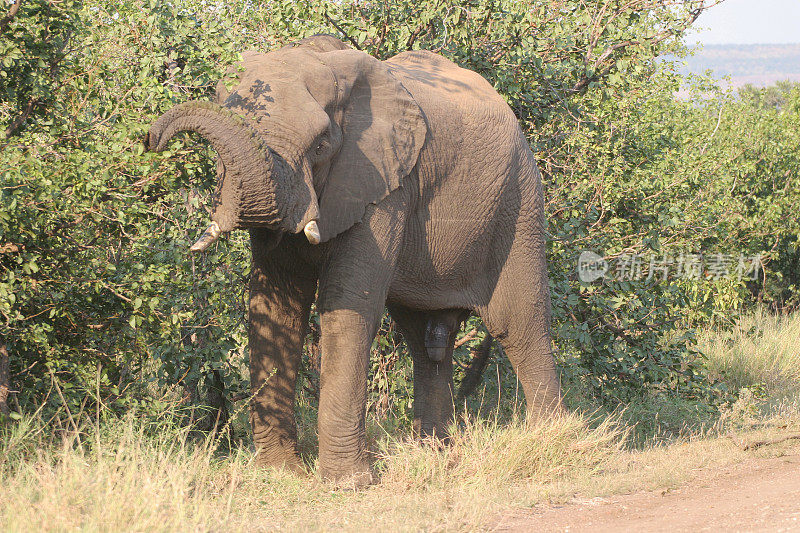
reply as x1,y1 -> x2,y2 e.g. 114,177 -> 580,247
690,0 -> 800,45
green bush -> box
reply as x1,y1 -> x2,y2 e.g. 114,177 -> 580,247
2,0 -> 797,429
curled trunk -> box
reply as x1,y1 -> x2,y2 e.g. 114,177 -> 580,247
147,100 -> 287,231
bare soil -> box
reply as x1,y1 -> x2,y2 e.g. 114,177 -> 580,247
497,450 -> 800,532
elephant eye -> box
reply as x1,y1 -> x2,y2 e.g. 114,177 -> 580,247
313,128 -> 331,157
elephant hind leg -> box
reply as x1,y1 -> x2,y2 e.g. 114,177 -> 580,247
390,305 -> 465,440
478,246 -> 562,419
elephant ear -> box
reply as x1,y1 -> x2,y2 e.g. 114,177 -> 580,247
316,49 -> 427,242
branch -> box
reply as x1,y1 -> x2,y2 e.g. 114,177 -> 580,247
49,369 -> 82,441
3,23 -> 75,140
0,0 -> 21,33
598,315 -> 637,344
454,328 -> 478,349
743,434 -> 800,451
3,99 -> 38,139
323,14 -> 362,51
570,1 -> 720,94
701,103 -> 724,155
374,19 -> 388,57
0,344 -> 9,416
405,21 -> 431,50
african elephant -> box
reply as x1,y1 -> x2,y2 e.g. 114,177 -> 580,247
146,35 -> 561,484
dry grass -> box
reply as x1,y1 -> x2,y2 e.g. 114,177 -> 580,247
699,308 -> 800,396
378,413 -> 624,490
0,411 -> 626,532
2,309 -> 800,531
3,411 -> 797,532
0,415 -> 249,531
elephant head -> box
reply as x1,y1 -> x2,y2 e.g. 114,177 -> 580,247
146,36 -> 427,251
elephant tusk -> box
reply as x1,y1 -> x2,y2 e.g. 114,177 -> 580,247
189,222 -> 222,253
304,220 -> 321,245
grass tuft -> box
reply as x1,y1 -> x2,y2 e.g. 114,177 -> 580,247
378,411 -> 624,490
0,413 -> 255,531
700,308 -> 800,396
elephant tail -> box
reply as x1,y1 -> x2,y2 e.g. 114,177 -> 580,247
456,333 -> 494,402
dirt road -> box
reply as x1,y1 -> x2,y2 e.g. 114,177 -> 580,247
498,452 -> 800,532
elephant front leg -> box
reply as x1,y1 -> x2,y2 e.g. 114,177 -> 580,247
316,307 -> 380,485
248,234 -> 316,471
315,204 -> 405,485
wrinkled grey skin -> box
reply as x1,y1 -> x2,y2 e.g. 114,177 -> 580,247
147,35 -> 561,485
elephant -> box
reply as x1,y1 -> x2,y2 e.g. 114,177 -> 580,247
146,34 -> 561,484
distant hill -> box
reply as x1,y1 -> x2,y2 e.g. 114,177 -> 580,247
679,44 -> 800,88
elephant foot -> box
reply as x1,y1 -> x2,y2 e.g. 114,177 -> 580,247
319,460 -> 375,489
414,419 -> 452,444
253,448 -> 306,475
